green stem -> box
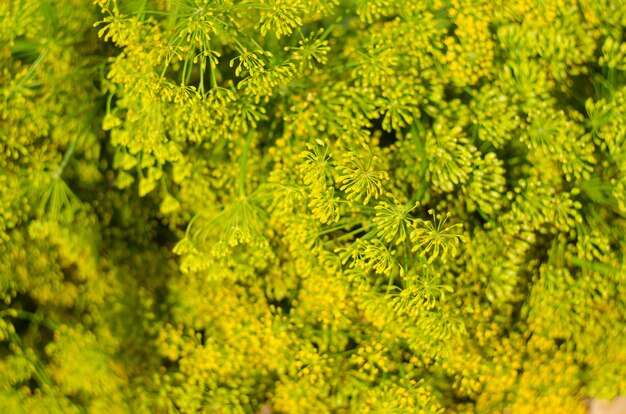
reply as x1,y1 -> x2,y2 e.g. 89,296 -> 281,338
138,0 -> 148,20
198,55 -> 206,94
106,92 -> 115,114
186,56 -> 193,85
608,67 -> 616,91
317,221 -> 358,236
0,309 -> 59,331
386,272 -> 395,295
181,57 -> 189,86
330,225 -> 373,244
17,51 -> 46,87
209,58 -> 217,89
52,137 -> 77,180
569,257 -> 618,275
410,121 -> 429,203
159,56 -> 171,81
239,129 -> 254,197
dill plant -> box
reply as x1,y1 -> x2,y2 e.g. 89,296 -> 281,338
1,0 -> 626,413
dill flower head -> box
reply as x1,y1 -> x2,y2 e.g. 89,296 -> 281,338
410,210 -> 465,264
337,149 -> 389,205
373,198 -> 419,245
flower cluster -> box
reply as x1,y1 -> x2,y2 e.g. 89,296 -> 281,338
1,0 -> 625,413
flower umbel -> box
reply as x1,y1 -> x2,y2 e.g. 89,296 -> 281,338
374,199 -> 420,245
410,210 -> 465,264
337,149 -> 389,205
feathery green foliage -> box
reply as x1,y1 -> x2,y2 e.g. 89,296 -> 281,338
1,0 -> 626,413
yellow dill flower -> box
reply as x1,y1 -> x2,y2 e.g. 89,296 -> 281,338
337,149 -> 389,205
410,210 -> 465,264
373,198 -> 419,245
309,187 -> 340,224
299,139 -> 333,190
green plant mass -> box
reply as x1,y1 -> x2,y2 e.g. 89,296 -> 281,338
2,0 -> 626,412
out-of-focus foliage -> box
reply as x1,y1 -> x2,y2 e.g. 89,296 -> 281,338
1,0 -> 625,412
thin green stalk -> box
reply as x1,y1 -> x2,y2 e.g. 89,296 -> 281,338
0,309 -> 59,331
329,225 -> 373,244
411,121 -> 429,203
317,221 -> 360,236
239,129 -> 255,197
198,55 -> 206,94
52,137 -> 78,180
